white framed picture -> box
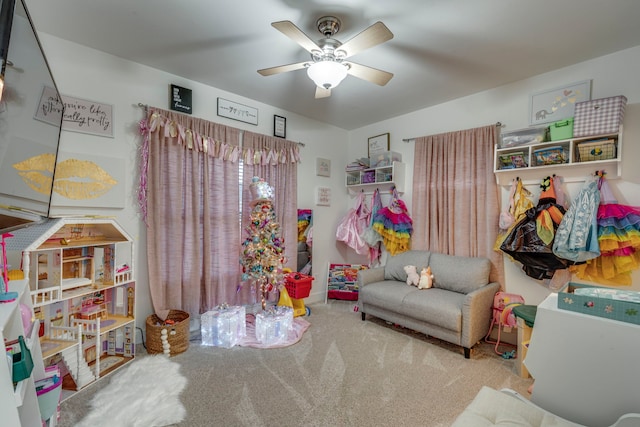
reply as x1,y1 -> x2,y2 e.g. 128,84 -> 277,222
529,80 -> 591,125
217,97 -> 258,125
316,158 -> 331,177
315,186 -> 331,206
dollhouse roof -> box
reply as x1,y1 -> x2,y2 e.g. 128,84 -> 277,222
5,217 -> 133,251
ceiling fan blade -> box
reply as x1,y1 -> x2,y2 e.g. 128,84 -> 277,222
345,62 -> 393,86
315,86 -> 331,99
272,20 -> 321,54
337,21 -> 393,58
257,61 -> 309,76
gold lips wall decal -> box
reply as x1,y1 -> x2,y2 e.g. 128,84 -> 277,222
13,154 -> 117,200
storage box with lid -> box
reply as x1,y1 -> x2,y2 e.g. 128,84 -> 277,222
576,139 -> 616,162
370,151 -> 401,168
499,127 -> 548,148
558,282 -> 640,325
533,146 -> 567,166
549,118 -> 573,141
573,95 -> 627,137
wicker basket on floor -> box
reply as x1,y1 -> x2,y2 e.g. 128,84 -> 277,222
145,310 -> 190,356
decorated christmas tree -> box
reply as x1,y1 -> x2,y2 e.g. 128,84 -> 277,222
240,177 -> 286,311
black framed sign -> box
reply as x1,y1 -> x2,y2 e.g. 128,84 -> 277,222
170,84 -> 192,114
274,115 -> 286,138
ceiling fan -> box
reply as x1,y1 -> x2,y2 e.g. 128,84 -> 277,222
258,16 -> 394,99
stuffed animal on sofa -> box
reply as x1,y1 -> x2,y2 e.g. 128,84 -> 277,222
404,265 -> 420,286
418,266 -> 434,289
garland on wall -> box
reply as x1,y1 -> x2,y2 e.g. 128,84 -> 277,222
137,109 -> 301,223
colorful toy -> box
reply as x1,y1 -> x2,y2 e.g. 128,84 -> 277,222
418,266 -> 433,289
403,265 -> 419,286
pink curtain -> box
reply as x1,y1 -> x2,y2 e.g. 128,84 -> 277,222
142,108 -> 242,318
411,124 -> 504,286
241,131 -> 298,273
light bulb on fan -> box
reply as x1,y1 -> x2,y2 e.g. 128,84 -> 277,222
306,60 -> 348,89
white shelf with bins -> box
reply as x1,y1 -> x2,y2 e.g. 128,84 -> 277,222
6,218 -> 136,404
494,128 -> 622,185
345,161 -> 406,193
0,279 -> 46,426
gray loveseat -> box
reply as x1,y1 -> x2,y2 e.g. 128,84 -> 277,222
358,250 -> 499,358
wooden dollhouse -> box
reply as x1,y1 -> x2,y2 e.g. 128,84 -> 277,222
5,218 -> 136,400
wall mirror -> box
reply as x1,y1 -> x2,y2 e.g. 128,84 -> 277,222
0,0 -> 63,232
297,209 -> 312,274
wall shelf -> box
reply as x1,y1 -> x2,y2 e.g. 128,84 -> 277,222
494,127 -> 622,185
345,161 -> 406,193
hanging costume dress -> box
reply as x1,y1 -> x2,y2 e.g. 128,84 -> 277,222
371,188 -> 413,256
571,175 -> 640,285
335,192 -> 370,256
553,175 -> 601,263
500,176 -> 570,280
362,188 -> 384,265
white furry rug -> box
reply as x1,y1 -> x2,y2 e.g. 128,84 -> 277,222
76,355 -> 187,427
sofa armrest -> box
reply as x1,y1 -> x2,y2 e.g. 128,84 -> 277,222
357,267 -> 385,289
461,282 -> 500,348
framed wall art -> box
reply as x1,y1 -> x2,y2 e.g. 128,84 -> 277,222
315,186 -> 331,206
316,158 -> 331,177
368,133 -> 390,157
274,115 -> 286,138
217,97 -> 258,125
529,80 -> 591,126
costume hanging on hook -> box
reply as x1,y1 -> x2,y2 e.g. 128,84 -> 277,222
494,178 -> 534,252
553,174 -> 600,262
500,176 -> 570,280
335,191 -> 370,255
371,187 -> 413,256
571,173 -> 640,285
362,188 -> 384,265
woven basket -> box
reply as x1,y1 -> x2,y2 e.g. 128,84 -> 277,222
145,310 -> 190,356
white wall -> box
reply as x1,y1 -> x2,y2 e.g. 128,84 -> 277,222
349,45 -> 640,304
37,34 -> 352,322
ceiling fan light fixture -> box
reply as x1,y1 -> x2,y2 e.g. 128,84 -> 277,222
306,60 -> 348,90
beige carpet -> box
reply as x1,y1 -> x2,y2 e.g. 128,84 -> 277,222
56,300 -> 533,427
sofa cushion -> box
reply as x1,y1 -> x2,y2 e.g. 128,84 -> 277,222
384,250 -> 431,282
401,288 -> 463,332
430,253 -> 490,294
359,281 -> 415,313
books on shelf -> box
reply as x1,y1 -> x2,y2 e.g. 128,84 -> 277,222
345,157 -> 370,171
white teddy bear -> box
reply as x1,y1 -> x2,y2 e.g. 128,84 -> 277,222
403,265 -> 420,286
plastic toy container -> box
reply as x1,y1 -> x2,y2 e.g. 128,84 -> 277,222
549,118 -> 574,141
500,127 -> 548,148
533,146 -> 567,166
284,273 -> 313,299
36,375 -> 62,421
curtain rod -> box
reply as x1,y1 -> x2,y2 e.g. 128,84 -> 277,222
136,102 -> 305,146
402,121 -> 505,142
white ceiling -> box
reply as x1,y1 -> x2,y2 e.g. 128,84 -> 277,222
24,0 -> 640,130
